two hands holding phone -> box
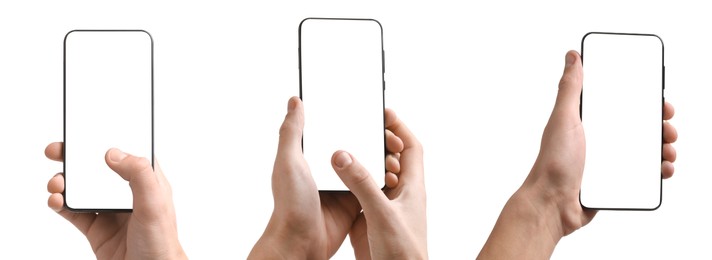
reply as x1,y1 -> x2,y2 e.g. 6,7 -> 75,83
248,97 -> 428,259
45,50 -> 678,258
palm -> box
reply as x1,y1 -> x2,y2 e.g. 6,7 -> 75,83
268,150 -> 362,258
79,214 -> 131,258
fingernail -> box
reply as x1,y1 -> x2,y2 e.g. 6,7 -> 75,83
335,151 -> 352,168
109,149 -> 127,163
565,51 -> 576,66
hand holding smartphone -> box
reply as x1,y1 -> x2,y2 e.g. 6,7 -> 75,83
298,18 -> 386,191
64,30 -> 153,211
579,32 -> 664,210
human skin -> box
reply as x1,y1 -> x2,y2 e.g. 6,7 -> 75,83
45,144 -> 187,260
248,97 -> 427,259
477,50 -> 678,259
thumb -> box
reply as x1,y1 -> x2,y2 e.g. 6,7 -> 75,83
277,96 -> 305,158
104,148 -> 159,205
552,50 -> 583,121
332,151 -> 388,210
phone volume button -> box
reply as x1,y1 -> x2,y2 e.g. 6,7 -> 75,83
382,50 -> 385,73
662,66 -> 665,90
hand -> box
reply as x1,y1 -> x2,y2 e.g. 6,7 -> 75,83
478,50 -> 678,259
248,97 -> 407,259
334,108 -> 428,259
45,142 -> 186,260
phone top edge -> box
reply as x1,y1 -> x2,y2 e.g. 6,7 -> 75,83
581,32 -> 663,51
300,17 -> 381,22
583,31 -> 661,37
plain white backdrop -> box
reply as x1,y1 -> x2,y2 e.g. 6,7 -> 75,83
1,0 -> 710,259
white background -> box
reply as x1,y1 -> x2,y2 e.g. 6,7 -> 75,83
1,0 -> 710,259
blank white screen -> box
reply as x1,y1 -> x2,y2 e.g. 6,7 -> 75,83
64,30 -> 152,210
300,19 -> 385,191
580,33 -> 663,210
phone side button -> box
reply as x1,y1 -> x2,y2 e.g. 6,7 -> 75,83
662,65 -> 665,90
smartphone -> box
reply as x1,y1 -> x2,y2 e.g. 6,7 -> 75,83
579,32 -> 664,210
298,18 -> 386,191
64,30 -> 153,212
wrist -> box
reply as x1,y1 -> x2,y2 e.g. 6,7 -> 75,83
511,184 -> 566,243
171,246 -> 188,260
248,223 -> 314,260
478,185 -> 564,259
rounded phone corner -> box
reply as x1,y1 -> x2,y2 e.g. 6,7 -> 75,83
298,17 -> 316,32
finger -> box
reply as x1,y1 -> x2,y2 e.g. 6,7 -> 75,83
384,109 -> 420,152
663,143 -> 676,163
385,172 -> 399,189
385,154 -> 400,174
104,148 -> 161,208
332,151 -> 389,210
663,121 -> 678,143
48,192 -> 99,236
663,101 -> 675,120
48,193 -> 65,212
150,156 -> 171,191
552,50 -> 583,121
385,129 -> 404,154
662,160 -> 674,179
384,108 -> 397,129
47,173 -> 64,194
45,142 -> 63,162
384,109 -> 424,185
277,97 -> 305,157
45,170 -> 99,235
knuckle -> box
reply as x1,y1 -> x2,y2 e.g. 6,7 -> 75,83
127,156 -> 153,174
345,165 -> 372,188
559,73 -> 577,87
279,119 -> 297,138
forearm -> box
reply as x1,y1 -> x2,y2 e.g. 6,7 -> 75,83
248,234 -> 312,260
247,223 -> 314,260
477,187 -> 564,259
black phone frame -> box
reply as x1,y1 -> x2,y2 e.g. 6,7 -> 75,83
579,31 -> 665,211
297,18 -> 386,192
63,29 -> 154,213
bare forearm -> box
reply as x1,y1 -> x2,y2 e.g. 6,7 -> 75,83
478,187 -> 564,259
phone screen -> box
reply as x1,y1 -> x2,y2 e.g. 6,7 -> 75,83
299,18 -> 385,191
64,30 -> 153,211
580,32 -> 664,210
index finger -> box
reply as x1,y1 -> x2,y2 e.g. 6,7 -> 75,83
45,142 -> 63,162
385,108 -> 421,152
